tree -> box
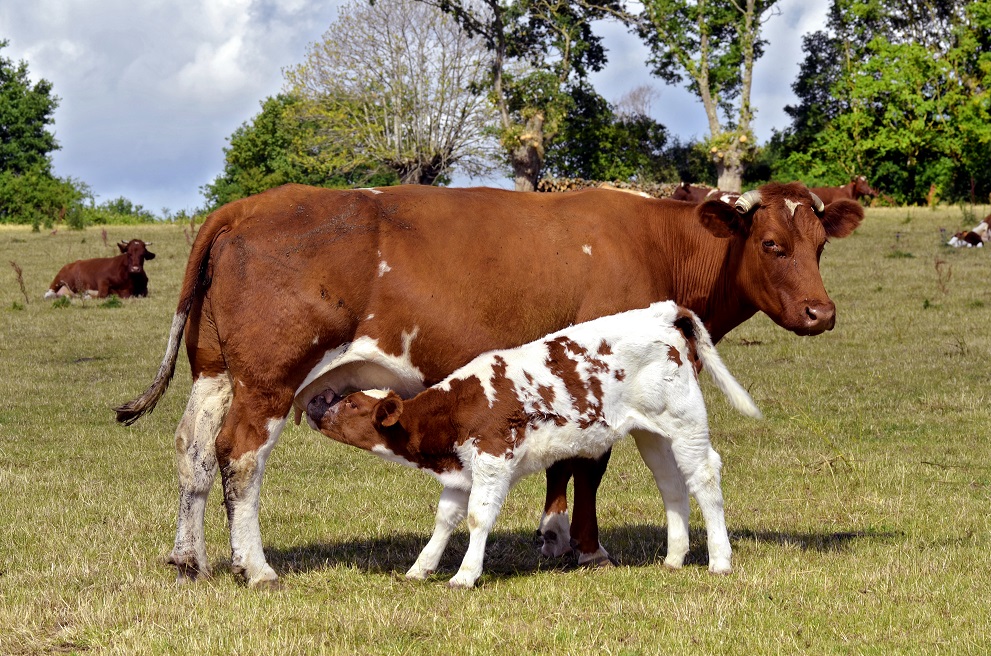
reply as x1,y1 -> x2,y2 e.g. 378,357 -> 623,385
202,94 -> 397,209
628,0 -> 778,192
0,40 -> 60,175
416,0 -> 616,191
542,82 -> 670,182
284,0 -> 497,186
775,0 -> 991,203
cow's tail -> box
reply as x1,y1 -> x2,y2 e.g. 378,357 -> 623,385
113,211 -> 230,426
677,309 -> 762,419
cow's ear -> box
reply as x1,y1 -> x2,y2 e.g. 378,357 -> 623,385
144,250 -> 156,260
118,241 -> 128,252
820,199 -> 863,238
697,199 -> 748,238
375,393 -> 404,427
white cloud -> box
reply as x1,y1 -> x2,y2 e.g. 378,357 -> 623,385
1,0 -> 826,211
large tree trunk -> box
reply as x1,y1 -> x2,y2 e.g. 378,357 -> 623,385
716,144 -> 744,192
510,112 -> 545,192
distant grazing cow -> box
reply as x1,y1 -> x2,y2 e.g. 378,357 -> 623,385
44,239 -> 155,299
115,182 -> 862,588
307,302 -> 761,588
671,182 -> 740,205
810,176 -> 877,205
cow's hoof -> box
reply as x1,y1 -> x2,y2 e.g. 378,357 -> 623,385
447,576 -> 476,589
405,566 -> 433,581
167,553 -> 209,583
708,560 -> 732,575
246,565 -> 280,590
663,554 -> 686,570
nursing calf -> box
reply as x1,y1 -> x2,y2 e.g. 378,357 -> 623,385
307,302 -> 761,588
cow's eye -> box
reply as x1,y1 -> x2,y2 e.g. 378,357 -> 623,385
762,240 -> 776,249
346,400 -> 356,409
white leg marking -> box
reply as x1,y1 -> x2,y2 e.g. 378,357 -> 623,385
226,417 -> 286,588
170,375 -> 233,582
538,511 -> 573,558
406,486 -> 469,580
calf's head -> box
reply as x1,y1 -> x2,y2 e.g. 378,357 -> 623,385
118,239 -> 155,274
307,389 -> 404,450
697,182 -> 863,336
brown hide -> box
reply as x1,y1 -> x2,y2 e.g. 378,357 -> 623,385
670,183 -> 715,202
47,239 -> 155,298
810,176 -> 876,205
205,185 -> 853,404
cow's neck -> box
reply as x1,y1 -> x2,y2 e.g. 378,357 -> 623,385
653,219 -> 756,344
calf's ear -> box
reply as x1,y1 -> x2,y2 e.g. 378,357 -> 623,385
820,199 -> 863,238
697,200 -> 748,238
374,392 -> 404,427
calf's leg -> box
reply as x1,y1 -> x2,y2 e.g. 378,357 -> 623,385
671,439 -> 731,574
632,430 -> 691,569
169,375 -> 232,582
406,486 -> 469,580
449,456 -> 513,588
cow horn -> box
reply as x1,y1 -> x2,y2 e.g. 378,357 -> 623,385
735,190 -> 762,214
810,193 -> 825,214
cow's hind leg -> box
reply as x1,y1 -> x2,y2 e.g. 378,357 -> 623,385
169,375 -> 233,582
406,486 -> 469,580
216,387 -> 293,588
570,451 -> 614,567
632,430 -> 691,569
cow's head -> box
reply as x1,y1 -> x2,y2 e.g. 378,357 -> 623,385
852,175 -> 877,201
307,388 -> 404,449
118,239 -> 155,274
697,182 -> 863,336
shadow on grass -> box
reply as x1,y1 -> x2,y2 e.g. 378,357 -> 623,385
256,523 -> 902,581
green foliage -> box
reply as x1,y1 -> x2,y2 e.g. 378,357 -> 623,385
774,0 -> 991,204
0,40 -> 60,175
100,295 -> 122,308
203,94 -> 399,210
0,168 -> 88,229
542,83 -> 670,182
50,295 -> 69,308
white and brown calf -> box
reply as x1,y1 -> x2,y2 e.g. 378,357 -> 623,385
307,301 -> 761,588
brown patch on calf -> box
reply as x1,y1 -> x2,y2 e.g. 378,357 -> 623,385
546,336 -> 607,429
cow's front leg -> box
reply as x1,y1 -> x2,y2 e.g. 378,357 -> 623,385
406,486 -> 469,580
217,392 -> 289,588
169,375 -> 232,582
538,460 -> 573,558
569,450 -> 614,567
449,457 -> 513,588
632,430 -> 691,569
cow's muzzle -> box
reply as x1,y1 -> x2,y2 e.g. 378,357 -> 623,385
796,301 -> 836,335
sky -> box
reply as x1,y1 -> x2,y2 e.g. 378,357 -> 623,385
0,0 -> 828,215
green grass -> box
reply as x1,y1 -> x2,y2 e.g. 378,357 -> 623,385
1,207 -> 990,654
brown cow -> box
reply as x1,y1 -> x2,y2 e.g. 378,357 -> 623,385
810,175 -> 877,205
671,182 -> 740,205
115,182 -> 863,587
44,239 -> 155,299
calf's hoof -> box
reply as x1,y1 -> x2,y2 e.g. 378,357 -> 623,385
576,545 -> 617,568
447,576 -> 477,589
708,559 -> 732,575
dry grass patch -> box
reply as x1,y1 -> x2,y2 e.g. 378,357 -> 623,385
1,207 -> 990,654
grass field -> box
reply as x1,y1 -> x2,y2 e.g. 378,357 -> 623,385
1,204 -> 990,655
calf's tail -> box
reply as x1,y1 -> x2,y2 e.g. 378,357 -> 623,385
113,212 -> 229,426
678,310 -> 762,419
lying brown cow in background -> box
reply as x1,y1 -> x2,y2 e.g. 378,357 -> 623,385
116,182 -> 862,588
45,239 -> 155,299
810,175 -> 877,205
